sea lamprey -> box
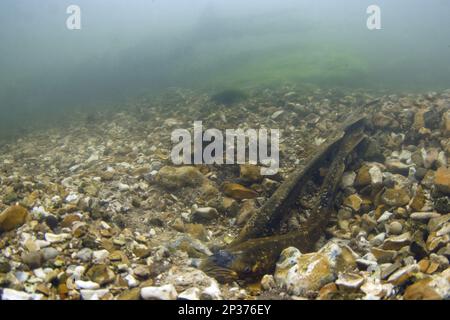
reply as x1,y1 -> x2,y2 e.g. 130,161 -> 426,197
200,230 -> 314,283
201,115 -> 367,283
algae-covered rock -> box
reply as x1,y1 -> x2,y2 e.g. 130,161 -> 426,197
0,204 -> 29,232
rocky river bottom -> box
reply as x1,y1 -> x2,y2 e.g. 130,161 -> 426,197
1,86 -> 450,300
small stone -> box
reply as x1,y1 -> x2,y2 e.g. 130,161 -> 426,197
274,242 -> 356,296
434,167 -> 450,194
317,283 -> 339,300
410,212 -> 441,221
60,214 -> 81,228
40,247 -> 59,261
1,288 -> 42,300
388,221 -> 403,235
223,183 -> 258,200
178,288 -> 201,300
387,264 -> 419,286
271,110 -> 284,120
76,248 -> 93,262
191,207 -> 219,223
200,281 -> 222,300
86,264 -> 115,286
381,188 -> 410,207
44,233 -> 71,243
44,215 -> 59,230
385,160 -> 410,175
125,274 -> 140,288
341,171 -> 356,189
141,284 -> 178,300
335,273 -> 365,291
0,205 -> 28,232
75,280 -> 100,290
261,274 -> 276,291
355,166 -> 371,187
80,289 -> 110,300
116,288 -> 141,300
344,194 -> 363,212
410,186 -> 426,212
92,249 -> 110,264
382,232 -> 412,250
133,265 -> 150,279
21,251 -> 43,269
371,247 -> 397,263
184,223 -> 208,241
240,164 -> 262,182
404,273 -> 450,300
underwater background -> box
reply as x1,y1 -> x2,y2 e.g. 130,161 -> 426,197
1,0 -> 450,139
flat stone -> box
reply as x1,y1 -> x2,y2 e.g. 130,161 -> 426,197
223,183 -> 258,200
371,247 -> 397,264
80,289 -> 110,300
141,284 -> 178,300
344,194 -> 363,212
410,212 -> 441,221
1,288 -> 42,300
387,264 -> 419,286
86,264 -> 115,285
382,232 -> 412,250
44,233 -> 71,243
75,280 -> 100,290
335,273 -> 365,290
178,287 -> 201,300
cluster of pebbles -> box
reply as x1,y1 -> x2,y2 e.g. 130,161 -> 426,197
0,87 -> 449,300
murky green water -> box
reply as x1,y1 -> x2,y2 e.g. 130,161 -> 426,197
1,0 -> 449,136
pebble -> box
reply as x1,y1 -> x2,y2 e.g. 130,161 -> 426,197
410,212 -> 441,221
387,221 -> 403,235
92,250 -> 110,264
140,284 -> 178,300
76,248 -> 93,262
44,233 -> 71,243
1,288 -> 42,300
178,287 -> 201,300
80,289 -> 110,300
41,247 -> 60,261
75,280 -> 100,290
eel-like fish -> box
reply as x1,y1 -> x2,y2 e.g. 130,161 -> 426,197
232,115 -> 367,245
201,116 -> 366,283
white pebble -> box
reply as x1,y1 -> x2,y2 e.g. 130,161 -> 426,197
141,284 -> 178,300
76,280 -> 100,290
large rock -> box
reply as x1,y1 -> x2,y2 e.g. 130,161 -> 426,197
274,241 -> 356,296
156,166 -> 204,190
0,205 -> 28,232
404,268 -> 450,300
